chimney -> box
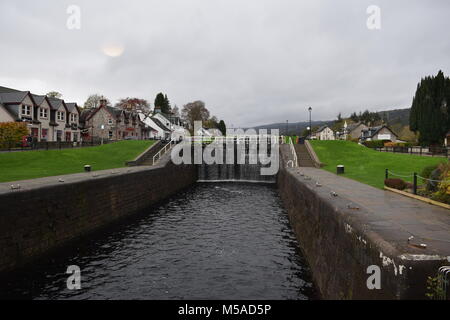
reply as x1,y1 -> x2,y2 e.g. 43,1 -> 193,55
154,106 -> 161,113
99,99 -> 107,108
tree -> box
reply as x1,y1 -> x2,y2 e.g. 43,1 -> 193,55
218,120 -> 227,135
46,91 -> 62,99
350,112 -> 359,122
410,70 -> 450,145
337,112 -> 342,122
154,92 -> 171,114
181,100 -> 211,133
204,116 -> 219,129
0,122 -> 28,145
115,98 -> 150,112
84,94 -> 110,109
172,105 -> 180,117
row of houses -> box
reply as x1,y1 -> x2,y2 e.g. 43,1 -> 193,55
0,86 -> 82,142
0,85 -> 197,143
312,121 -> 400,142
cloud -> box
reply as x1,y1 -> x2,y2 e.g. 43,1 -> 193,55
0,0 -> 449,127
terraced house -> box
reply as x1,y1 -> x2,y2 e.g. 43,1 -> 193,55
0,85 -> 81,142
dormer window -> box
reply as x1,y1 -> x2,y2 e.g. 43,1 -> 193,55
70,113 -> 77,123
40,108 -> 48,119
57,111 -> 65,121
21,105 -> 31,116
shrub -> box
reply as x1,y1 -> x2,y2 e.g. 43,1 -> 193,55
427,167 -> 442,192
421,164 -> 439,182
431,163 -> 450,203
384,178 -> 407,190
363,140 -> 384,148
0,122 -> 28,145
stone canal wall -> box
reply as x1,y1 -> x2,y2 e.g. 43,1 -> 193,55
0,158 -> 197,272
277,165 -> 450,299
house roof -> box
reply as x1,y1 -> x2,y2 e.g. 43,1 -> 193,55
151,117 -> 171,132
361,125 -> 398,138
347,122 -> 363,132
0,86 -> 23,94
65,102 -> 81,115
316,125 -> 332,133
0,91 -> 30,104
1,104 -> 21,120
47,97 -> 68,111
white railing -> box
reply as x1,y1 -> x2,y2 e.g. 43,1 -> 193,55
288,137 -> 298,167
153,140 -> 175,165
184,135 -> 280,145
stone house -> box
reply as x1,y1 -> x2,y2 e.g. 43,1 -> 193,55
80,100 -> 147,141
337,121 -> 368,140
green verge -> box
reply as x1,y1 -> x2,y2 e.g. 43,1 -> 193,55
310,140 -> 447,189
0,140 -> 155,183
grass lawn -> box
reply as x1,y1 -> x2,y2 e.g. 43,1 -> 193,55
310,140 -> 447,189
0,140 -> 155,183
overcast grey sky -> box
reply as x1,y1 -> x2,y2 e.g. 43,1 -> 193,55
1,0 -> 449,127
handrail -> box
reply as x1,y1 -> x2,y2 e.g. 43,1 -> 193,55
288,137 -> 298,167
153,140 -> 175,165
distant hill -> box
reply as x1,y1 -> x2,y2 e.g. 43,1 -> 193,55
249,120 -> 333,135
378,108 -> 410,126
248,108 -> 411,136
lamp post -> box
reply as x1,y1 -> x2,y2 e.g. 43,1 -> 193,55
308,107 -> 312,139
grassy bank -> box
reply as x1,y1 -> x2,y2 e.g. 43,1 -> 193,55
310,140 -> 447,189
0,140 -> 154,183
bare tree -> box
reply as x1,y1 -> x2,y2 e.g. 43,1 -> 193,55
84,94 -> 110,109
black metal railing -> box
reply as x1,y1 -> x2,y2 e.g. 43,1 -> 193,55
374,146 -> 449,157
0,139 -> 114,152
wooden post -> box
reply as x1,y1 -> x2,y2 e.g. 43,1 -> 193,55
413,172 -> 417,195
385,169 -> 388,180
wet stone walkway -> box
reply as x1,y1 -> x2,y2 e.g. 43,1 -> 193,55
289,167 -> 450,258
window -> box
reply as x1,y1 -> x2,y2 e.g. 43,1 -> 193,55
40,108 -> 48,119
21,105 -> 31,116
108,119 -> 113,125
70,113 -> 77,123
109,131 -> 113,139
57,111 -> 65,121
73,133 -> 78,142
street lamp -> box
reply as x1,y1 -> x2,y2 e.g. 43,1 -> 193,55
308,107 -> 312,139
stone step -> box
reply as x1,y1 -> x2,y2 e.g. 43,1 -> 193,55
293,144 -> 315,167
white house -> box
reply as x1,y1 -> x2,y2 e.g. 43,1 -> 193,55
315,126 -> 335,140
138,112 -> 170,139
